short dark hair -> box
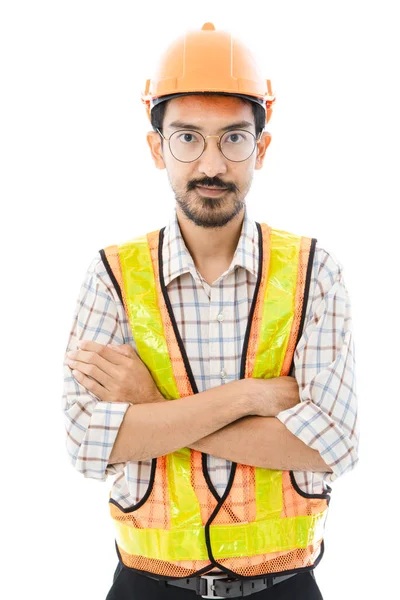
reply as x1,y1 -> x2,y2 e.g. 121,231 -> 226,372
150,93 -> 266,148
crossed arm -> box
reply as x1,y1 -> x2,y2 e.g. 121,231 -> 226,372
187,415 -> 332,473
107,377 -> 332,474
64,251 -> 357,482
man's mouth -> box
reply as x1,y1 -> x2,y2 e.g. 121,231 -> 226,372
197,185 -> 227,189
196,185 -> 229,195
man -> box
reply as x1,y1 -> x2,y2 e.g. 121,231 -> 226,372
62,23 -> 359,599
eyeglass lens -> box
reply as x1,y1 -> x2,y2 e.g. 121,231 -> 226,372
169,130 -> 256,162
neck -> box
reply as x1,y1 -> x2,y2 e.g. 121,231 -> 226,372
175,205 -> 245,275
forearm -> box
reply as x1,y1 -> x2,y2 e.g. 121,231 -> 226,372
109,379 -> 255,463
188,415 -> 333,473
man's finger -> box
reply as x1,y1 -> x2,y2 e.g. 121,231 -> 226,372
71,368 -> 110,402
67,359 -> 112,390
69,350 -> 125,385
76,340 -> 127,365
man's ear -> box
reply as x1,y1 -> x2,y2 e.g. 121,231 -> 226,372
146,131 -> 166,170
255,132 -> 272,170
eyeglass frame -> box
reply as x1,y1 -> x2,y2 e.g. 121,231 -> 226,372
156,127 -> 264,163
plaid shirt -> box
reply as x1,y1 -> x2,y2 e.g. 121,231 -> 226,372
62,206 -> 359,504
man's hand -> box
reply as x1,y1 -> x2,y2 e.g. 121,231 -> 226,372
65,340 -> 164,405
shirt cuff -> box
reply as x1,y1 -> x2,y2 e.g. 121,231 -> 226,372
276,400 -> 359,484
76,401 -> 131,481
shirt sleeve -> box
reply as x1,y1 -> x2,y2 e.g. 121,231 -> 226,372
61,253 -> 131,481
276,246 -> 360,485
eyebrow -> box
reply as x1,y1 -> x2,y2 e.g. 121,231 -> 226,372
167,120 -> 254,133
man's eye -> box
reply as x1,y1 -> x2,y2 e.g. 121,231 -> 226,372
178,133 -> 198,143
226,133 -> 245,143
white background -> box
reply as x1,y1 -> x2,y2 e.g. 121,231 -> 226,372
1,1 -> 398,598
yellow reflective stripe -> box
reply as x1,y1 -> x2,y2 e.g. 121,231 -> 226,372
167,448 -> 203,529
255,467 -> 283,520
118,236 -> 179,401
114,510 -> 327,561
114,518 -> 209,561
252,228 -> 302,535
209,510 -> 327,558
253,229 -> 301,379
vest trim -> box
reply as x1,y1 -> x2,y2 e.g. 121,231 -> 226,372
113,537 -> 325,581
202,452 -> 221,502
202,222 -> 264,574
158,227 -> 199,396
99,248 -> 123,306
239,222 -> 265,379
289,471 -> 331,503
109,456 -> 157,513
207,538 -> 326,581
113,539 -> 219,580
289,237 -> 317,376
157,226 -> 224,571
100,246 -> 158,515
158,225 -> 242,512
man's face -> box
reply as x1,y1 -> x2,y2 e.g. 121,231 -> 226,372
146,95 -> 271,229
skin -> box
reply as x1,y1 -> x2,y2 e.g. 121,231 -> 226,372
65,96 -> 332,473
146,95 -> 272,283
66,341 -> 332,472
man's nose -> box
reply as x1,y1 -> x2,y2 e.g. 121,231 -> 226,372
196,137 -> 228,177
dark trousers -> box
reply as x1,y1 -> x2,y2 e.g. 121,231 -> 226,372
105,562 -> 324,599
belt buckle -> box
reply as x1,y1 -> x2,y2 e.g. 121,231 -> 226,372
200,573 -> 229,599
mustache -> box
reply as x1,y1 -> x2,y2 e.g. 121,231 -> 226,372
189,180 -> 236,191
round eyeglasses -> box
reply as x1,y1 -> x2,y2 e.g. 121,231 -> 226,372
156,128 -> 263,163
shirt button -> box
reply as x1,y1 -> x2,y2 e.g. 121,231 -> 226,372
217,313 -> 224,322
220,369 -> 227,379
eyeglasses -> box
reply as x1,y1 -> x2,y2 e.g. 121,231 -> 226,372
156,128 -> 263,163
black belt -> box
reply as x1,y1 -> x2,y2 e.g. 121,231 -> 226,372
146,570 -> 313,598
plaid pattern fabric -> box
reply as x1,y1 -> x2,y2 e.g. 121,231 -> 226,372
62,206 -> 359,505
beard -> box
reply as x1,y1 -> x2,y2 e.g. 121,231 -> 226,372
172,182 -> 249,229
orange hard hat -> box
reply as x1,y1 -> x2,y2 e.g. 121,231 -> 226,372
141,22 -> 276,125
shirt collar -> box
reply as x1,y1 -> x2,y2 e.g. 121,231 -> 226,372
162,205 -> 259,287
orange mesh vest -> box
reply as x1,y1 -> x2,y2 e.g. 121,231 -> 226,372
100,222 -> 331,580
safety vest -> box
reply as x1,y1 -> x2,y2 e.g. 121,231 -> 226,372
100,221 -> 331,580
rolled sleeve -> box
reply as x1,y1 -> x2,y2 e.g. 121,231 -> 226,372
276,249 -> 360,484
64,385 -> 130,481
62,253 -> 132,481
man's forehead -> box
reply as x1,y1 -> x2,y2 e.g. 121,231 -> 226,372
164,95 -> 254,131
